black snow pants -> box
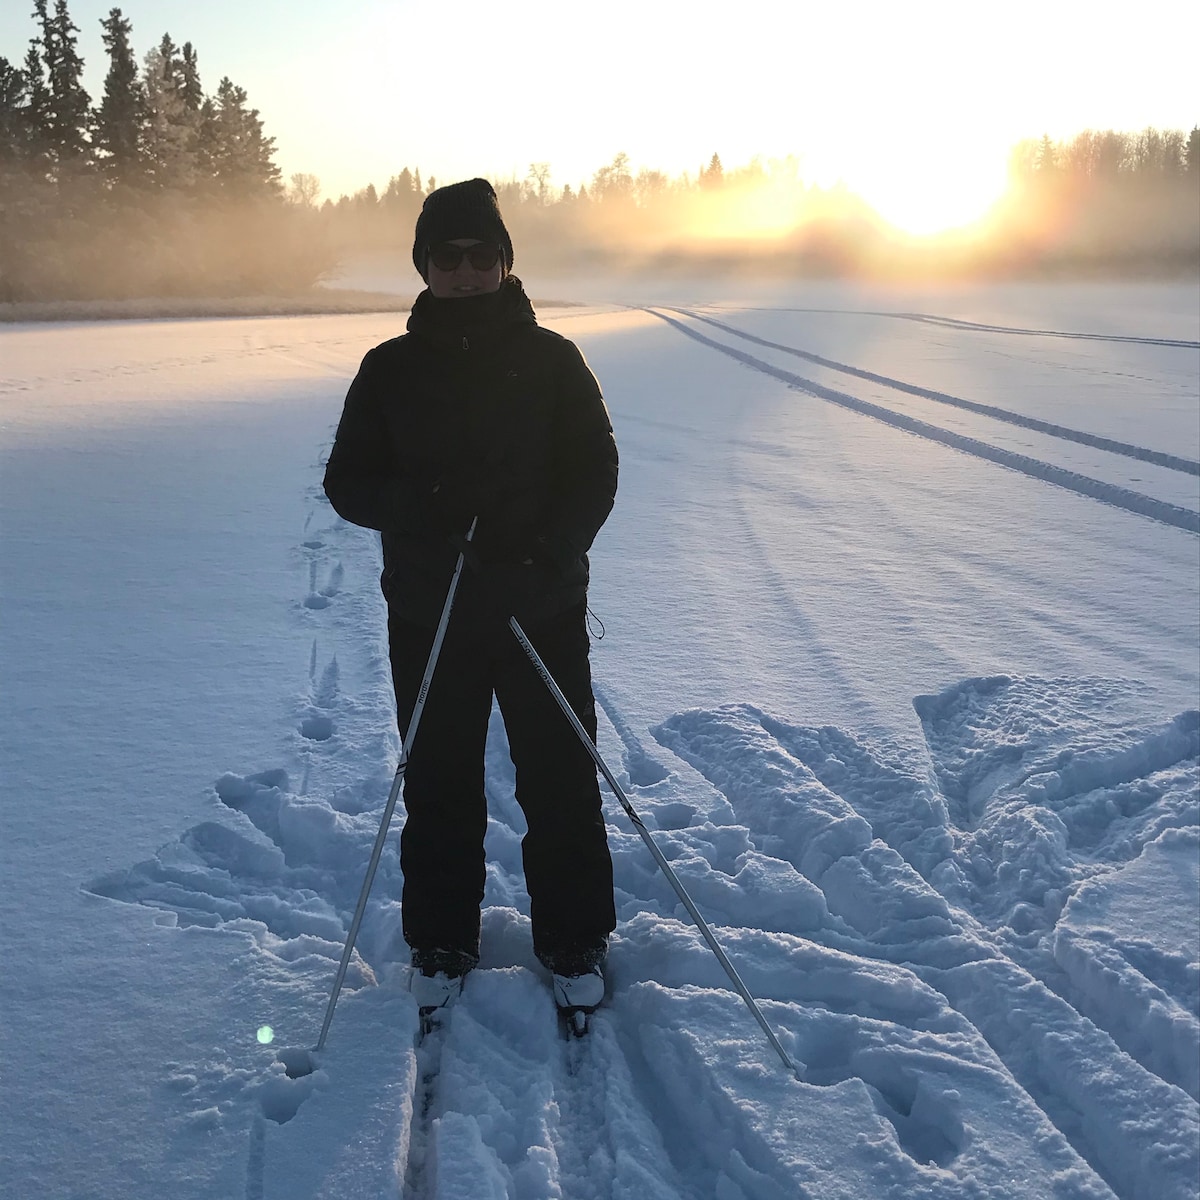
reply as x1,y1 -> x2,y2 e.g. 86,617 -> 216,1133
388,602 -> 616,967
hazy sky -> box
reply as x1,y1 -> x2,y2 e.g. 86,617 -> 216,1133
4,0 -> 1197,221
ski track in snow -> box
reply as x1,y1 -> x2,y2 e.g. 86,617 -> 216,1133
673,307 -> 1200,477
83,338 -> 1200,1199
701,305 -> 1200,349
645,308 -> 1200,534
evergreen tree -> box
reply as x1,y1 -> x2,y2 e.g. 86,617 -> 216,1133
700,152 -> 723,188
203,76 -> 280,197
95,7 -> 143,184
2,41 -> 53,301
0,56 -> 34,304
35,0 -> 91,169
195,92 -> 217,178
1035,134 -> 1057,175
178,42 -> 202,111
142,37 -> 197,189
20,41 -> 51,170
155,32 -> 180,82
0,57 -> 29,165
0,4 -> 333,299
1186,127 -> 1200,175
381,167 -> 420,223
384,167 -> 415,201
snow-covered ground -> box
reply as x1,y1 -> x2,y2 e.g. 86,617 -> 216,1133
1,279 -> 1197,1200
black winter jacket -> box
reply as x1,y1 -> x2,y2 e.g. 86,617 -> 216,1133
323,277 -> 618,632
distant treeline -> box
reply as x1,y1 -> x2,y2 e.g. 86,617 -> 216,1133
1,2 -> 1197,303
321,134 -> 1200,279
997,129 -> 1200,275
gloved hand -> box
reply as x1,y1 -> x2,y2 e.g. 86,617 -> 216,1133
446,534 -> 535,623
450,525 -> 568,628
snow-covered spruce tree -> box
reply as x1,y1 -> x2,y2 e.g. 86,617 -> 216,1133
178,43 -> 203,114
141,34 -> 200,192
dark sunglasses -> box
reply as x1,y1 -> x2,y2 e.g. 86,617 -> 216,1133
427,242 -> 502,272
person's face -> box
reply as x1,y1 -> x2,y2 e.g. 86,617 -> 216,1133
426,238 -> 505,298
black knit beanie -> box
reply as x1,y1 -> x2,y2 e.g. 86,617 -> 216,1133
412,178 -> 515,278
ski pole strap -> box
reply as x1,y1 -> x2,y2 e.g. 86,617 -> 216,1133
507,616 -> 806,1081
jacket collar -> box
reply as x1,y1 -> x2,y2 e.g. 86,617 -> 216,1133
407,275 -> 537,350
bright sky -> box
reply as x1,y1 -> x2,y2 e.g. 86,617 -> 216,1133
4,0 -> 1198,232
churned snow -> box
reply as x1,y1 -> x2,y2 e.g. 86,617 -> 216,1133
1,279 -> 1197,1200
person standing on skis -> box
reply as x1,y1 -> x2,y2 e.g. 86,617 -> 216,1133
322,178 -> 617,1021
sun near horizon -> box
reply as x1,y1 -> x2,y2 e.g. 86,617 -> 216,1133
280,0 -> 1193,239
3,0 -> 1196,243
266,0 -> 1193,244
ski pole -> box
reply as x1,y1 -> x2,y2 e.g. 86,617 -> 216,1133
311,520 -> 476,1057
507,615 -> 805,1081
